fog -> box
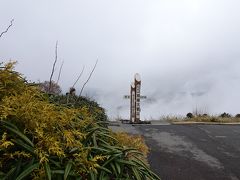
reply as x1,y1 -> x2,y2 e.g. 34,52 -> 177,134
1,0 -> 240,119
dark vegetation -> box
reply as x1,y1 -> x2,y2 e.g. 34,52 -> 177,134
219,112 -> 231,118
235,114 -> 240,118
183,112 -> 240,123
49,94 -> 108,123
186,113 -> 194,119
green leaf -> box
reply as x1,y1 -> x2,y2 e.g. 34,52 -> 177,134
44,162 -> 51,180
131,159 -> 161,180
12,139 -> 34,154
69,147 -> 79,153
99,171 -> 105,180
97,138 -> 110,145
109,163 -> 117,176
131,157 -> 149,168
115,162 -> 120,175
52,170 -> 64,175
116,159 -> 136,166
132,167 -> 141,180
3,124 -> 34,147
89,171 -> 95,180
102,156 -> 117,167
12,158 -> 22,180
2,167 -> 16,180
93,133 -> 97,147
49,159 -> 61,168
91,147 -> 110,153
98,132 -> 117,141
16,162 -> 39,180
97,166 -> 112,174
132,155 -> 152,170
24,158 -> 36,169
123,149 -> 144,156
99,144 -> 122,155
52,169 -> 77,177
87,126 -> 109,134
99,171 -> 110,180
1,120 -> 19,130
64,160 -> 73,180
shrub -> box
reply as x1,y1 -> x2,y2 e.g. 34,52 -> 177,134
235,114 -> 240,118
186,112 -> 194,118
49,94 -> 108,123
0,61 -> 27,101
0,62 -> 160,180
220,112 -> 231,118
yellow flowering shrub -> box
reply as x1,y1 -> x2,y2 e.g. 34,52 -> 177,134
0,61 -> 27,100
112,132 -> 149,157
0,62 -> 160,180
0,62 -> 105,178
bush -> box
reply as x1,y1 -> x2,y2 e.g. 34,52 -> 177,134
0,62 -> 160,180
0,61 -> 27,101
220,112 -> 231,118
235,114 -> 240,118
49,94 -> 108,123
186,112 -> 194,118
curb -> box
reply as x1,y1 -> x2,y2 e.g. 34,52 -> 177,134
171,122 -> 240,125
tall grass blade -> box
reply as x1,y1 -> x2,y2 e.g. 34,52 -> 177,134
16,162 -> 39,180
3,124 -> 34,147
2,167 -> 16,180
44,162 -> 51,180
64,160 -> 73,180
132,167 -> 141,180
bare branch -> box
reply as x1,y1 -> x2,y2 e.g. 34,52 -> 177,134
0,19 -> 14,38
79,59 -> 98,96
56,60 -> 64,84
49,41 -> 58,93
72,65 -> 85,88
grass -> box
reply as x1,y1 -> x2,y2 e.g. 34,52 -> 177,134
169,115 -> 240,124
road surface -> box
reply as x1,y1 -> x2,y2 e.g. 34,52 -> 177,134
110,124 -> 240,180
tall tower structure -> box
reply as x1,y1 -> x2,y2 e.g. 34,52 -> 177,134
134,73 -> 141,123
130,73 -> 141,123
130,82 -> 136,122
124,73 -> 146,123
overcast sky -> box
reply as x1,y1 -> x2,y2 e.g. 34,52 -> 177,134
1,0 -> 240,119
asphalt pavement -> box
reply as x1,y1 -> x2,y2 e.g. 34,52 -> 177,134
110,124 -> 240,180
